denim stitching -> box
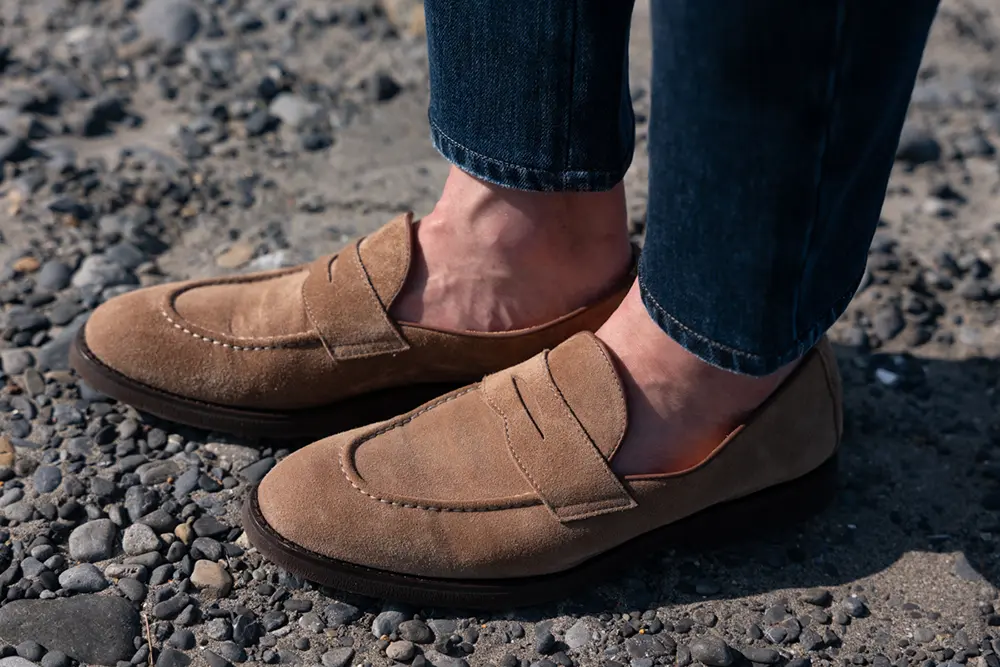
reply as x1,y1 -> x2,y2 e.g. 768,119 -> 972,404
639,272 -> 858,366
430,119 -> 629,183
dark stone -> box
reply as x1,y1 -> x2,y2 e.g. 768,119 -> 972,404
0,595 -> 139,664
689,636 -> 734,667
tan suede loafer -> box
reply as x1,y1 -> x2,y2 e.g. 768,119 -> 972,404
245,331 -> 843,608
70,214 -> 632,438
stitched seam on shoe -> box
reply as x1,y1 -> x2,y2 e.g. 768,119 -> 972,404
160,309 -> 310,351
481,378 -> 551,515
339,387 -> 539,512
537,356 -> 634,515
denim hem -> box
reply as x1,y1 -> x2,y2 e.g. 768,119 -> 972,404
429,119 -> 630,193
638,276 -> 856,377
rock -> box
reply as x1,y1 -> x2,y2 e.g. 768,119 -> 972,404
387,641 -> 416,661
35,261 -> 72,291
689,636 -> 734,667
215,243 -> 255,269
71,255 -> 131,290
626,635 -> 675,659
137,0 -> 201,48
325,602 -> 361,627
245,110 -> 276,137
913,627 -> 935,643
321,648 -> 355,667
122,523 -> 161,556
57,563 -> 108,593
370,72 -> 402,102
204,443 -> 260,470
842,597 -> 868,618
372,608 -> 409,637
155,648 -> 191,667
190,560 -> 233,599
799,628 -> 824,651
190,517 -> 226,539
0,659 -> 40,667
742,648 -> 780,664
269,94 -> 322,129
0,437 -> 13,468
399,619 -> 434,643
68,519 -> 116,562
896,125 -> 941,165
564,619 -> 591,649
137,460 -> 180,485
1,349 -> 33,375
0,595 -> 139,665
239,457 -> 275,483
423,651 -> 469,667
32,466 -> 62,494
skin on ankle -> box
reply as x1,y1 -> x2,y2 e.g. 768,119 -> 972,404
598,283 -> 801,476
390,167 -> 633,332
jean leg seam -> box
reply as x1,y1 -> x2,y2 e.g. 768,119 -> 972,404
429,117 -> 628,181
793,1 -> 848,342
640,271 -> 859,365
563,0 -> 579,186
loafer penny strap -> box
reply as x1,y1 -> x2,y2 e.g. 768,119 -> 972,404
482,352 -> 637,523
302,238 -> 410,361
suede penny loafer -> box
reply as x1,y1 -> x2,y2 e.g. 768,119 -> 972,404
71,213 -> 633,439
245,331 -> 843,608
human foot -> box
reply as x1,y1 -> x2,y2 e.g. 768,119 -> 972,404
598,283 -> 803,476
390,166 -> 633,332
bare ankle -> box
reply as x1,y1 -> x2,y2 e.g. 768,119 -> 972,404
599,284 -> 801,475
392,167 -> 632,331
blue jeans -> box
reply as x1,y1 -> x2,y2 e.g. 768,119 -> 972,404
425,1 -> 939,375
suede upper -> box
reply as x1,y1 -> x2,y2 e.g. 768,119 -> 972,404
83,213 -> 631,410
256,332 -> 842,579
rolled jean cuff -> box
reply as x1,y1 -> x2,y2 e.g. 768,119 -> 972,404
638,275 -> 855,377
430,118 -> 632,193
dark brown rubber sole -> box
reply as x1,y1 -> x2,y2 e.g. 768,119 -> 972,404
69,327 -> 466,440
243,455 -> 838,609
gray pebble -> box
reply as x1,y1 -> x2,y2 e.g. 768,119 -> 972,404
688,636 -> 734,667
372,608 -> 408,637
325,602 -> 361,627
122,523 -> 161,556
58,563 -> 108,593
35,261 -> 72,291
33,466 -> 62,494
69,519 -> 117,562
321,648 -> 355,667
137,0 -> 201,47
387,640 -> 416,661
1,349 -> 33,375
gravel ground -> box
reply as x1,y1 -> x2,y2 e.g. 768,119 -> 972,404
0,1 -> 1000,666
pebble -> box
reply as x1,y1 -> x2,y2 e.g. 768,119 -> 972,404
896,125 -> 942,164
689,636 -> 734,667
1,350 -> 33,375
626,635 -> 675,659
57,563 -> 108,593
70,255 -> 131,290
0,595 -> 139,664
872,303 -> 905,341
190,560 -> 233,599
137,460 -> 180,485
239,457 -> 276,483
269,94 -> 323,129
137,0 -> 201,47
801,589 -> 833,606
842,597 -> 868,618
68,519 -> 117,562
321,648 -> 355,667
32,466 -> 61,493
122,523 -> 161,555
35,261 -> 72,291
372,608 -> 409,637
743,648 -> 780,664
564,619 -> 591,649
387,640 -> 416,661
